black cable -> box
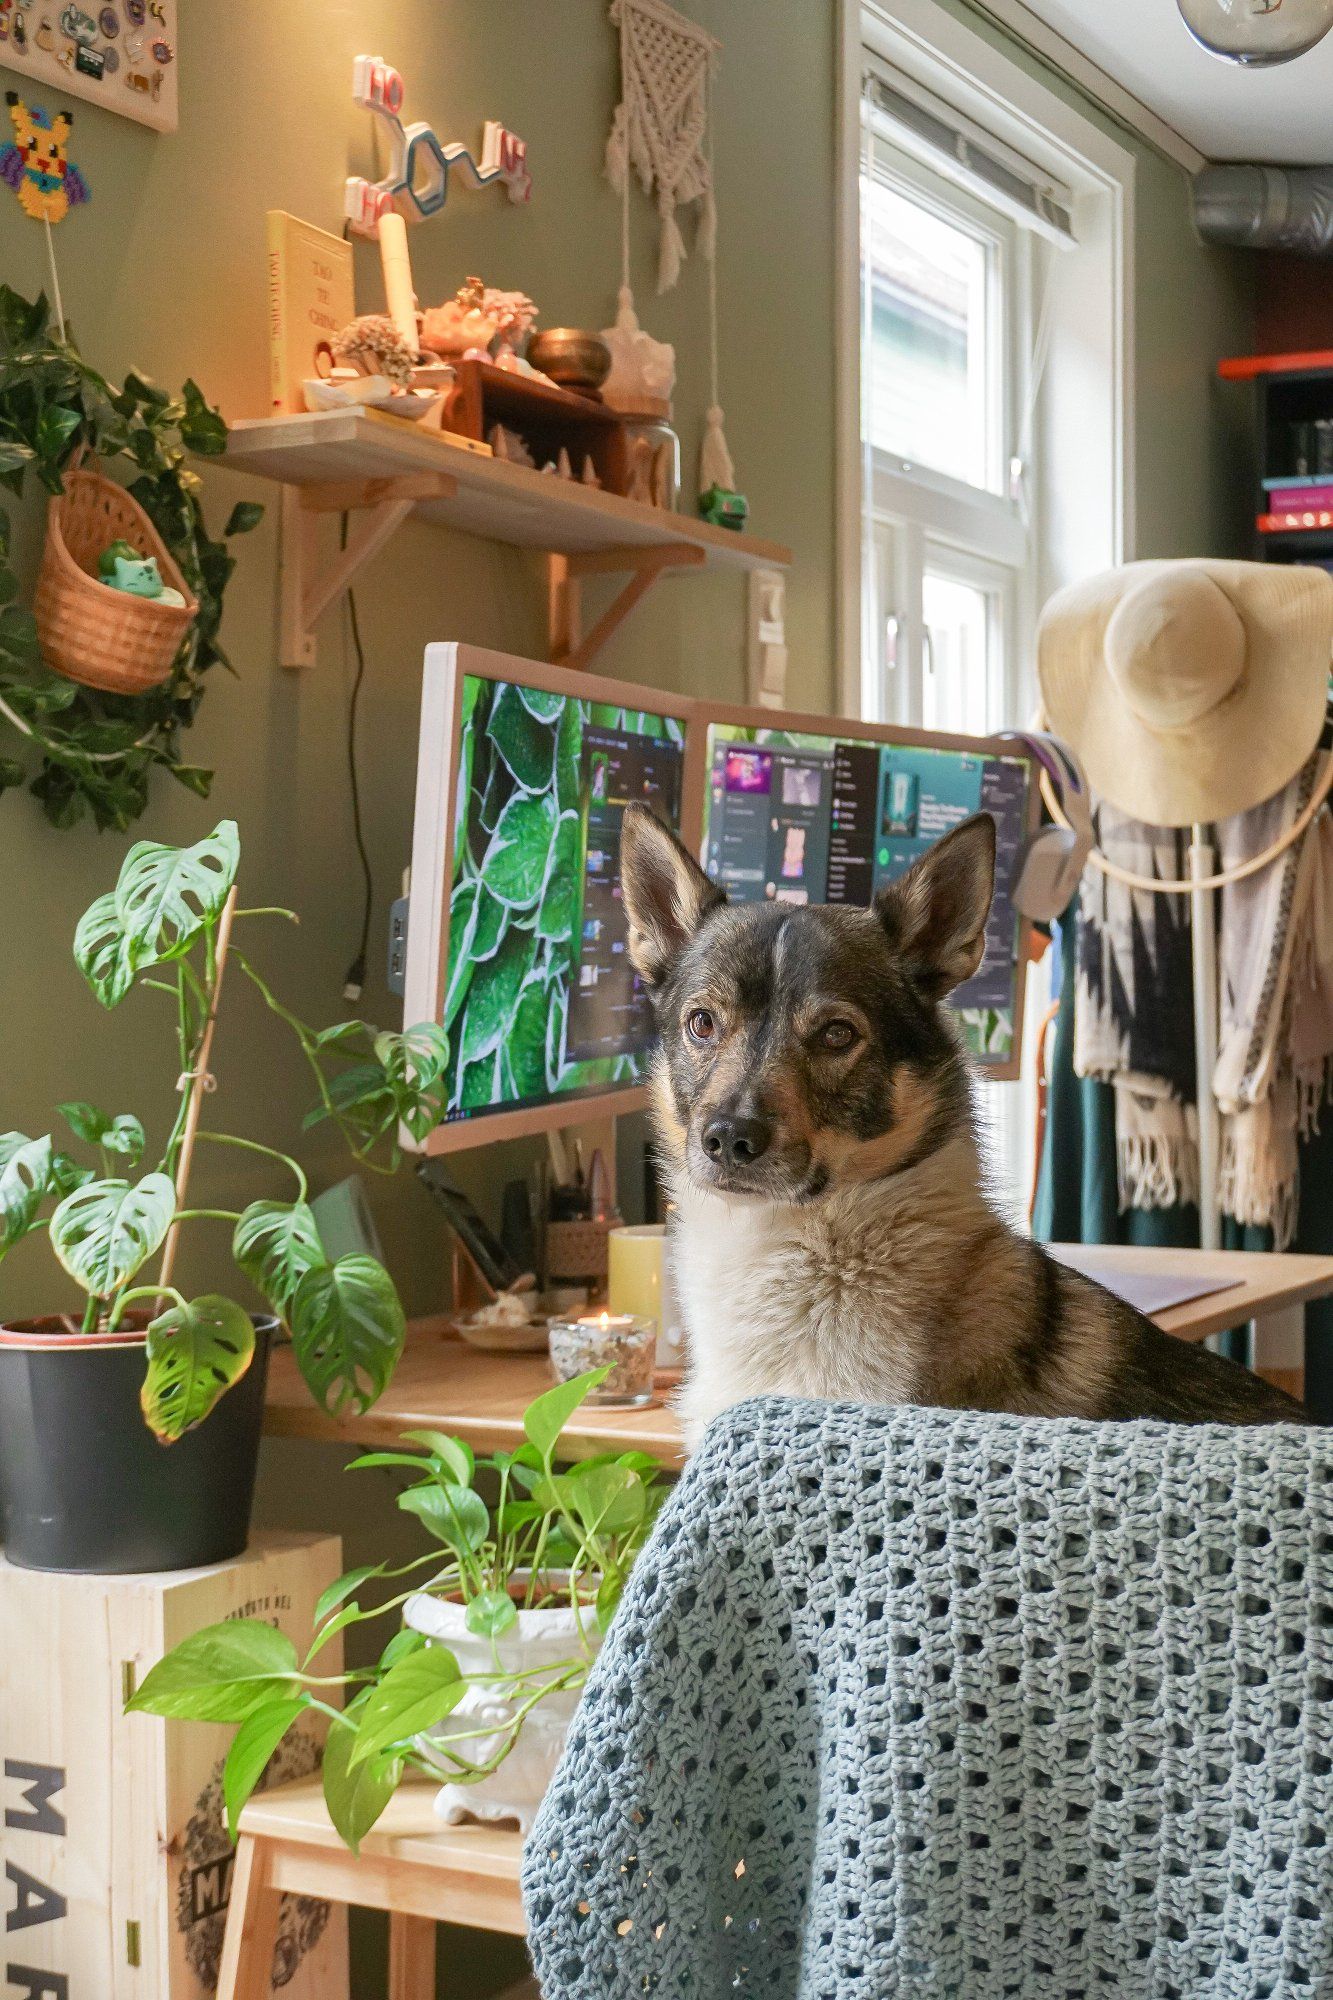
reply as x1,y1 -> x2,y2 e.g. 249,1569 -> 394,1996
340,510 -> 374,1002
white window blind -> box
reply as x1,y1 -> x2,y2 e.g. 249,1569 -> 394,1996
863,64 -> 1076,248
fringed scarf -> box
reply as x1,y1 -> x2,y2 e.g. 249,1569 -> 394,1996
1074,747 -> 1333,1248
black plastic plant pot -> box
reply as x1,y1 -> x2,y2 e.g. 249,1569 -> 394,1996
0,1315 -> 274,1575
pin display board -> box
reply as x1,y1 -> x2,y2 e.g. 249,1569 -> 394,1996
0,0 -> 179,132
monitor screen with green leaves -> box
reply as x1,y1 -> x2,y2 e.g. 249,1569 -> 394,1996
404,645 -> 697,1148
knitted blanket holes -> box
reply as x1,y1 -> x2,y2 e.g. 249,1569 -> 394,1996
522,1398 -> 1333,1998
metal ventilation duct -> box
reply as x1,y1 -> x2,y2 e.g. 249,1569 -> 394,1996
1193,163 -> 1333,255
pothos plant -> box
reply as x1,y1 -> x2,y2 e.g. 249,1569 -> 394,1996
127,1368 -> 669,1852
0,283 -> 261,832
0,819 -> 452,1438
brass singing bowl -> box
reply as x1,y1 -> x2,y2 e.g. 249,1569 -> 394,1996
526,329 -> 613,391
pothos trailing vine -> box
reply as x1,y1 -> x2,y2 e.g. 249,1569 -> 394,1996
0,283 -> 261,831
127,1369 -> 670,1853
0,820 -> 452,1440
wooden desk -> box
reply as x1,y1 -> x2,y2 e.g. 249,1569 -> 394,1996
264,1246 -> 1333,1462
1049,1244 -> 1333,1345
265,1336 -> 688,1467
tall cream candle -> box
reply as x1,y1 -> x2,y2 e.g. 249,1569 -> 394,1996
377,210 -> 419,354
607,1224 -> 685,1364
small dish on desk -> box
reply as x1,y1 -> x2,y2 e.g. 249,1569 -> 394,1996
451,1292 -> 550,1355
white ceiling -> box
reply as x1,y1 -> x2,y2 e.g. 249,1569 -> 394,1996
1014,0 -> 1333,163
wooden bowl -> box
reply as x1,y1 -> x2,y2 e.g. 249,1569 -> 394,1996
526,329 -> 612,392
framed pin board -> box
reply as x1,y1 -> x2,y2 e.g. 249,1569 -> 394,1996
0,1 -> 179,133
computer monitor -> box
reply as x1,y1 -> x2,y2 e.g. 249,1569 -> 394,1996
404,643 -> 701,1151
699,706 -> 1036,1077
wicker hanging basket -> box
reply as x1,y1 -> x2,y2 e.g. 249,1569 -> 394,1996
34,469 -> 199,695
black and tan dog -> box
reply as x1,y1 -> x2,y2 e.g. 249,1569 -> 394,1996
619,803 -> 1308,1445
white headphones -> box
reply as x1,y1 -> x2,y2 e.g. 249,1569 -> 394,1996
999,730 -> 1093,923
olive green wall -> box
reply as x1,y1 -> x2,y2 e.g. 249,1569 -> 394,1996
0,0 -> 1254,1320
0,4 -> 1252,1992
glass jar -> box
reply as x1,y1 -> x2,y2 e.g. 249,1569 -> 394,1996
611,399 -> 681,512
547,1312 -> 657,1406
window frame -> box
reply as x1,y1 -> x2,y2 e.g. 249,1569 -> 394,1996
835,0 -> 1136,1213
835,0 -> 1136,719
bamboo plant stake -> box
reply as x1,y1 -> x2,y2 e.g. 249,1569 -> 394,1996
157,884 -> 237,1295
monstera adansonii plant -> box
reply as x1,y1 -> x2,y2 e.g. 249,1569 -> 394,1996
0,820 -> 451,1440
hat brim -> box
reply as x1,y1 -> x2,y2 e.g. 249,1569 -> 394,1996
1037,560 -> 1332,826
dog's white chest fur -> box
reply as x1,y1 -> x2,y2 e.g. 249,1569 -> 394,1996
668,1166 -> 969,1445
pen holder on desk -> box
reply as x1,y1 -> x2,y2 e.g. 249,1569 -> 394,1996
544,1216 -> 620,1287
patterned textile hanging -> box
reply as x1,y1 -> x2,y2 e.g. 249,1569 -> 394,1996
605,0 -> 719,293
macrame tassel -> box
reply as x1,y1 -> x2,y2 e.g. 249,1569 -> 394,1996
605,106 -> 629,193
699,184 -> 717,262
699,403 -> 735,495
658,202 -> 685,292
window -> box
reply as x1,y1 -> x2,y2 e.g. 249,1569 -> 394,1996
843,2 -> 1135,1219
863,170 -> 1000,492
859,79 -> 1040,738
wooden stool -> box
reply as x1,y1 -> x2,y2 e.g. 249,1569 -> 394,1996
218,1775 -> 529,2000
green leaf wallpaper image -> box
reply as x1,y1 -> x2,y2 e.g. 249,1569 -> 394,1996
444,678 -> 684,1119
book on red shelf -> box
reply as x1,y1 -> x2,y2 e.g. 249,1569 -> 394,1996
1260,483 -> 1333,512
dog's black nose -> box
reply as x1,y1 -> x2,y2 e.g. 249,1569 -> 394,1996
702,1114 -> 773,1167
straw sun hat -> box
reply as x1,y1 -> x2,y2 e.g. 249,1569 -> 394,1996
1037,559 -> 1333,827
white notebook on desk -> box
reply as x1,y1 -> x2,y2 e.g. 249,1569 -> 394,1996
1048,1247 -> 1243,1319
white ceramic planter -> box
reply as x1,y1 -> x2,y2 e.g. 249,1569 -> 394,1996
402,1590 -> 600,1833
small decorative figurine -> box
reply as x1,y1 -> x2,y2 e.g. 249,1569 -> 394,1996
1,93 -> 90,224
698,484 -> 749,532
330,313 -> 416,388
98,539 -> 187,606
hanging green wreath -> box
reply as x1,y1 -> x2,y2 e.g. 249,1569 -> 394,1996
0,284 -> 262,832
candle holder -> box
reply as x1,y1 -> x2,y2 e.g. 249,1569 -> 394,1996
547,1312 -> 656,1407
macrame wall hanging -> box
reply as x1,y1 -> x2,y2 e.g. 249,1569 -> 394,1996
604,0 -> 744,521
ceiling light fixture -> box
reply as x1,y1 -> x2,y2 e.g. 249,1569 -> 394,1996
1177,0 -> 1333,65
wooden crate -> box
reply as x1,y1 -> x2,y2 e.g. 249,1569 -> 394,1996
0,1531 -> 349,2000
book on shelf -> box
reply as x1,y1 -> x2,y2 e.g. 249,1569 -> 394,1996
1260,482 -> 1333,512
266,211 -> 354,416
1258,508 -> 1333,535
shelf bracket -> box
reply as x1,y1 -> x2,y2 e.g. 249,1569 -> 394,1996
278,474 -> 457,669
546,544 -> 706,673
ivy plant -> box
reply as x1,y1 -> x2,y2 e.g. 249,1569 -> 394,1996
0,819 -> 452,1440
128,1368 -> 670,1852
0,284 -> 261,832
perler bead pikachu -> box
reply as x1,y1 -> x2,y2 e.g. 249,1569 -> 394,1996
0,93 -> 91,225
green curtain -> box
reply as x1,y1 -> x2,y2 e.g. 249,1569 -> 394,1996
1033,910 -> 1332,1420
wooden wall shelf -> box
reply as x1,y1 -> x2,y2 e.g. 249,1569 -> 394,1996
223,407 -> 791,669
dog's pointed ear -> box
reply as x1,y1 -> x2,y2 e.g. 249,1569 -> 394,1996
874,812 -> 996,1000
620,803 -> 725,988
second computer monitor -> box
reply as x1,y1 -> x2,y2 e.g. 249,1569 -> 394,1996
701,713 -> 1033,1072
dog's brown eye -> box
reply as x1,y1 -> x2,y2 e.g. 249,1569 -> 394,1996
686,1008 -> 716,1044
818,1019 -> 858,1052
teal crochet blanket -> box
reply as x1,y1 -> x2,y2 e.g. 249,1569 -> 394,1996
522,1399 -> 1333,1998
